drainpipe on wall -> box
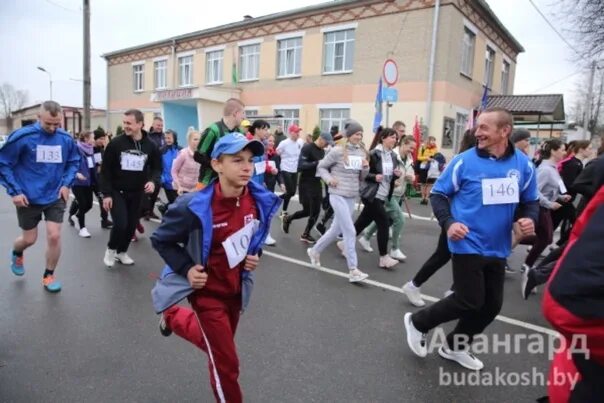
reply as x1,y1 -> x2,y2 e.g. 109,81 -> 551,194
425,0 -> 441,140
171,39 -> 177,89
105,60 -> 110,132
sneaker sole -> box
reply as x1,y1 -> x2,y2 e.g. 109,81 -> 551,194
349,273 -> 368,283
306,249 -> 320,267
300,238 -> 316,244
116,260 -> 134,265
404,313 -> 427,357
438,346 -> 483,371
521,271 -> 530,300
11,268 -> 25,276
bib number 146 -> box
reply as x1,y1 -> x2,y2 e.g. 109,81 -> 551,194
482,178 -> 519,205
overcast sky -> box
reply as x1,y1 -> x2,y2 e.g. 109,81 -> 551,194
0,0 -> 587,112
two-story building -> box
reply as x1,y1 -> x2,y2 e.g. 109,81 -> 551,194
103,0 -> 523,154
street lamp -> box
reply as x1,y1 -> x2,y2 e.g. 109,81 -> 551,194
37,66 -> 53,100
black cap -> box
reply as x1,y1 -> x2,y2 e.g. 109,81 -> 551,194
510,128 -> 530,143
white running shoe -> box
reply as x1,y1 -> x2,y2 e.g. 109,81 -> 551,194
402,281 -> 425,307
78,227 -> 91,238
389,249 -> 407,260
116,252 -> 134,265
307,248 -> 320,267
348,268 -> 368,283
404,313 -> 427,357
438,345 -> 484,370
264,234 -> 277,246
103,249 -> 116,268
336,241 -> 347,257
358,237 -> 373,252
443,289 -> 454,298
379,255 -> 399,269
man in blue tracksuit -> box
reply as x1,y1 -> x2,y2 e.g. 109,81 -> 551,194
403,107 -> 539,370
0,101 -> 80,292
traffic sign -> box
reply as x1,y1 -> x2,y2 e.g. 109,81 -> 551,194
382,87 -> 398,102
382,59 -> 399,87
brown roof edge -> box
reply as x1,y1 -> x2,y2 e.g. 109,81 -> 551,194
473,0 -> 525,54
11,103 -> 107,115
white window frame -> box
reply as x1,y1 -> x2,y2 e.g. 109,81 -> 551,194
483,46 -> 495,88
239,44 -> 260,82
206,50 -> 224,85
454,113 -> 468,153
244,109 -> 259,118
178,55 -> 194,87
319,108 -> 350,133
501,60 -> 510,95
273,108 -> 300,131
460,27 -> 475,77
277,37 -> 302,78
323,29 -> 355,74
132,62 -> 144,92
153,58 -> 168,90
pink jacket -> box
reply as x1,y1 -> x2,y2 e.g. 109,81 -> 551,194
171,148 -> 201,192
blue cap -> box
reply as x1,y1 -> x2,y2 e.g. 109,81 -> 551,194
211,132 -> 265,159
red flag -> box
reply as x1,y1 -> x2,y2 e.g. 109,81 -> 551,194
412,115 -> 421,161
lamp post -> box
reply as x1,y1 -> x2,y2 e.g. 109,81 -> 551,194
37,66 -> 53,100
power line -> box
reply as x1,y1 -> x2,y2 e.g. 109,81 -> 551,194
527,0 -> 583,58
529,68 -> 585,93
44,0 -> 79,13
388,12 -> 408,57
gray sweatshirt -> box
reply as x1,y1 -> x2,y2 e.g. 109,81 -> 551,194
317,143 -> 369,198
537,160 -> 563,209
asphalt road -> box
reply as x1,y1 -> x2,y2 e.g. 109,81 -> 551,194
0,194 -> 556,402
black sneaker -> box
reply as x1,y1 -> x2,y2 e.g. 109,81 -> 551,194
101,219 -> 113,229
159,315 -> 172,337
300,233 -> 316,244
316,222 -> 326,235
157,203 -> 167,216
521,269 -> 537,300
67,215 -> 75,227
282,216 -> 291,234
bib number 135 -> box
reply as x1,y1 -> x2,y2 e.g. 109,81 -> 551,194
482,177 -> 519,205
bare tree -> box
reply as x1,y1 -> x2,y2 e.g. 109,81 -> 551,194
0,83 -> 28,119
558,0 -> 604,60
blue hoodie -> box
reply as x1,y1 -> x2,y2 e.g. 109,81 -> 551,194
0,122 -> 81,205
160,144 -> 181,190
151,179 -> 282,311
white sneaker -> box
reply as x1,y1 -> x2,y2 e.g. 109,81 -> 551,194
358,236 -> 373,252
336,241 -> 347,257
379,255 -> 399,269
404,312 -> 427,357
348,268 -> 368,283
70,215 -> 79,228
104,249 -> 116,268
402,281 -> 425,307
443,289 -> 454,298
264,234 -> 276,246
78,227 -> 91,238
116,252 -> 134,265
438,345 -> 484,370
390,249 -> 407,260
307,248 -> 320,267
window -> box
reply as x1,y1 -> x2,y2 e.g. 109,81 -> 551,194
274,109 -> 299,131
483,46 -> 495,88
277,37 -> 302,77
133,64 -> 144,92
454,113 -> 468,153
319,108 -> 350,133
460,27 -> 475,77
178,55 -> 194,87
245,109 -> 258,118
501,60 -> 510,95
206,50 -> 223,84
239,44 -> 260,81
323,29 -> 355,74
154,60 -> 167,90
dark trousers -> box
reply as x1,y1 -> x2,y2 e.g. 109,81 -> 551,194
142,186 -> 161,217
525,207 -> 554,267
279,172 -> 298,212
289,181 -> 322,235
108,190 -> 143,253
69,184 -> 109,223
551,202 -> 576,246
164,187 -> 178,205
72,186 -> 93,228
412,254 -> 505,350
412,229 -> 451,287
354,198 -> 389,256
530,243 -> 565,286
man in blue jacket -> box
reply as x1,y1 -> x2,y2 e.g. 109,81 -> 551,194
0,101 -> 80,292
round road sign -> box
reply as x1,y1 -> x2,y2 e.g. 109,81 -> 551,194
383,59 -> 399,87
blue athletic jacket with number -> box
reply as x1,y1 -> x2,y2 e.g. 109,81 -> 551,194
430,143 -> 539,258
0,122 -> 80,205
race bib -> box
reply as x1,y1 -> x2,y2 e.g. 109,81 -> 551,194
120,152 -> 146,172
482,177 -> 519,205
382,159 -> 393,176
268,161 -> 276,170
36,145 -> 62,163
558,179 -> 567,194
222,219 -> 260,269
254,161 -> 266,175
93,152 -> 102,164
86,156 -> 94,168
344,156 -> 363,171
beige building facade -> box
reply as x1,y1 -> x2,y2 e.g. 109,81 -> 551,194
10,104 -> 106,135
104,0 -> 523,155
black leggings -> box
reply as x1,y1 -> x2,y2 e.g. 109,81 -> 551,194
354,198 -> 389,256
289,181 -> 322,235
72,186 -> 93,228
280,172 -> 298,212
108,191 -> 143,253
412,229 -> 451,287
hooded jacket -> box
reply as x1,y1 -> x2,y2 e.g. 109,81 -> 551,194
160,144 -> 181,189
0,122 -> 80,205
73,141 -> 97,187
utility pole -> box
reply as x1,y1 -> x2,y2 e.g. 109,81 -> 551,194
584,60 -> 596,134
83,0 -> 91,131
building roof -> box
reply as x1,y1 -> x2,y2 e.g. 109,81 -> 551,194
103,0 -> 523,59
486,94 -> 565,123
11,103 -> 106,115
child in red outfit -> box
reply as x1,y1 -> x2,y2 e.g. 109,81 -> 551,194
151,133 -> 281,403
